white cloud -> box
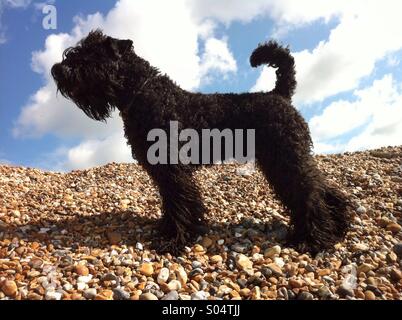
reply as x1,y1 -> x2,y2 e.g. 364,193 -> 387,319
199,37 -> 237,84
13,81 -> 124,139
45,133 -> 133,172
191,0 -> 346,26
310,74 -> 402,153
250,66 -> 277,93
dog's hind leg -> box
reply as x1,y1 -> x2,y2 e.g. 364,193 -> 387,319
144,164 -> 208,253
252,104 -> 350,253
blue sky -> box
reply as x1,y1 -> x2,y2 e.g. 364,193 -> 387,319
1,0 -> 402,171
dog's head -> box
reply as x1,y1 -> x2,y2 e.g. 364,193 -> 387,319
51,29 -> 137,121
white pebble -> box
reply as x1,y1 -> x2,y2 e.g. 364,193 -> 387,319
45,290 -> 62,300
157,267 -> 169,284
77,282 -> 87,291
191,291 -> 209,300
63,283 -> 73,291
356,206 -> 367,214
77,274 -> 93,283
274,257 -> 285,268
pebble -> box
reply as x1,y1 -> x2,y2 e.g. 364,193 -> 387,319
77,282 -> 87,291
357,263 -> 374,274
297,292 -> 314,300
352,243 -> 369,252
83,288 -> 97,299
393,243 -> 402,258
193,244 -> 205,253
337,284 -> 355,297
157,267 -> 169,284
63,283 -> 73,291
274,257 -> 285,268
289,278 -> 303,288
139,263 -> 154,277
317,286 -> 332,299
267,263 -> 283,276
167,280 -> 182,291
210,255 -> 223,264
191,291 -> 209,300
192,261 -> 202,269
45,290 -> 62,300
162,291 -> 179,300
113,287 -> 130,300
77,275 -> 92,284
364,290 -> 376,300
386,223 -> 402,233
106,231 -> 122,245
277,287 -> 288,300
1,280 -> 18,297
201,237 -> 213,248
189,268 -> 204,277
386,252 -> 398,263
390,268 -> 402,281
140,292 -> 158,300
236,254 -> 254,276
175,265 -> 188,285
27,293 -> 43,300
356,206 -> 367,214
264,245 -> 281,258
75,264 -> 89,276
231,243 -> 248,253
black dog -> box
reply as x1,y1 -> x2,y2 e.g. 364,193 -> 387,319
51,30 -> 350,253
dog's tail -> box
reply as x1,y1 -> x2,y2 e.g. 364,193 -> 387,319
250,41 -> 296,100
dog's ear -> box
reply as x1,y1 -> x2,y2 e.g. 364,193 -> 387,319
117,39 -> 133,54
106,37 -> 133,57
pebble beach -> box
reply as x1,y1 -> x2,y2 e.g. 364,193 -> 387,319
0,146 -> 401,300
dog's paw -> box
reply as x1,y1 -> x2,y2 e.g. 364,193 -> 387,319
150,238 -> 184,256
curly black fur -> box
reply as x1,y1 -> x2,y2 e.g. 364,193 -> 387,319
51,30 -> 350,254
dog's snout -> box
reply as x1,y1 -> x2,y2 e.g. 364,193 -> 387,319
51,63 -> 64,80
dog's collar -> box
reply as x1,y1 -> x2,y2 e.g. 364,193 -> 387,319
119,75 -> 157,118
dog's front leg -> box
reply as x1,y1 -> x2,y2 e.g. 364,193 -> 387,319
143,163 -> 208,253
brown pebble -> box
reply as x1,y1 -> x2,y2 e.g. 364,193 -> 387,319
289,279 -> 303,288
364,290 -> 376,300
27,292 -> 43,300
75,264 -> 89,276
139,262 -> 154,277
106,231 -> 122,244
1,280 -> 17,297
239,288 -> 251,297
390,268 -> 402,281
201,237 -> 213,248
355,290 -> 365,299
386,223 -> 402,233
317,269 -> 331,276
210,255 -> 223,264
193,244 -> 205,253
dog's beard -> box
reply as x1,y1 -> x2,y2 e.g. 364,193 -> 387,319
52,62 -> 118,121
